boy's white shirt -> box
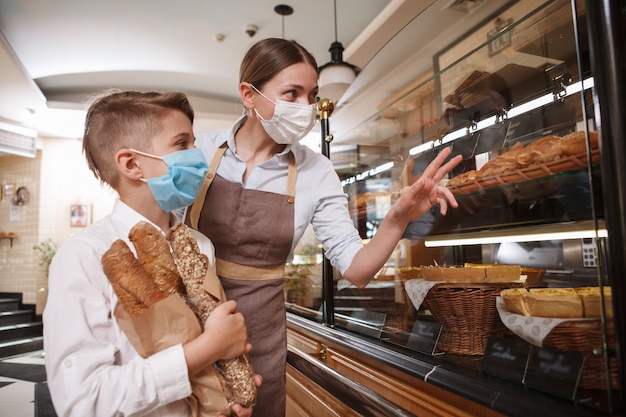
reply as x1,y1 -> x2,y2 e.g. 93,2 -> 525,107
43,199 -> 216,417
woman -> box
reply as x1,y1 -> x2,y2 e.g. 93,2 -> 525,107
187,38 -> 461,416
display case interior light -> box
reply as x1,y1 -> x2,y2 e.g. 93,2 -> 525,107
410,76 -> 595,157
341,161 -> 394,186
341,76 -> 594,186
424,220 -> 607,247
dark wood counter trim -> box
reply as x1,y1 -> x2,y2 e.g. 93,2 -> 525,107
287,344 -> 417,417
287,313 -> 612,417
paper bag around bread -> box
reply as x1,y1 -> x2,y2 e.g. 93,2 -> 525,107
114,293 -> 230,416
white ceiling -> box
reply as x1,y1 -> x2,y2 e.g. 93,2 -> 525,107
0,0 -> 396,135
0,0 -> 512,158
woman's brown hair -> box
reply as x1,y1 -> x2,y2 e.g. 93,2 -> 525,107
239,38 -> 318,88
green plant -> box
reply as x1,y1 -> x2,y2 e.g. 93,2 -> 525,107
34,238 -> 57,276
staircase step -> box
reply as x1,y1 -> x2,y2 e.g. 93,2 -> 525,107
0,322 -> 44,343
0,310 -> 35,326
0,336 -> 44,359
0,298 -> 21,312
0,293 -> 43,359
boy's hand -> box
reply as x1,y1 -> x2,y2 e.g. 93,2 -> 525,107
203,300 -> 250,360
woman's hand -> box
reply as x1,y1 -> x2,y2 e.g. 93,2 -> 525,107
218,374 -> 263,417
343,147 -> 463,287
392,147 -> 462,223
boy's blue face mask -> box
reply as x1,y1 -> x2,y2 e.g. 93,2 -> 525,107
131,148 -> 209,213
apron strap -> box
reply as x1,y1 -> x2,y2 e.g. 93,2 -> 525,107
286,151 -> 296,204
189,143 -> 227,230
188,143 -> 297,228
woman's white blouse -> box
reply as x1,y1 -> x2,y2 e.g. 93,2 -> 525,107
194,115 -> 363,275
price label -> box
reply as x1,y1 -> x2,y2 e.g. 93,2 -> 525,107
482,336 -> 530,383
406,320 -> 441,354
345,310 -> 386,339
525,345 -> 584,399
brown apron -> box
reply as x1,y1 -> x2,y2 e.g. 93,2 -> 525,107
187,143 -> 296,417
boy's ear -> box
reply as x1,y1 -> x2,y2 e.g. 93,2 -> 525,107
116,149 -> 143,180
239,82 -> 255,110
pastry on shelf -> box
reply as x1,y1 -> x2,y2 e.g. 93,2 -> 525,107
500,286 -> 612,319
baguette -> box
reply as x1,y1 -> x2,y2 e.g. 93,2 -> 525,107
168,223 -> 257,408
102,239 -> 165,318
129,222 -> 183,296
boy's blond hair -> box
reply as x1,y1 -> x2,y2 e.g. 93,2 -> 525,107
82,90 -> 194,189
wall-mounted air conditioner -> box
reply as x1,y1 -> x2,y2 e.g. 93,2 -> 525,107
0,121 -> 37,158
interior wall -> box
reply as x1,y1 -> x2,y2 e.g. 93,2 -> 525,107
0,136 -> 117,314
0,151 -> 42,311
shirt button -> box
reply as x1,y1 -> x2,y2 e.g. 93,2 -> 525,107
63,358 -> 73,368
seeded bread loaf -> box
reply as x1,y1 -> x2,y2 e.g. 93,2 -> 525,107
167,222 -> 257,408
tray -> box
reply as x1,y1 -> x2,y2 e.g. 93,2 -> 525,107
448,150 -> 599,196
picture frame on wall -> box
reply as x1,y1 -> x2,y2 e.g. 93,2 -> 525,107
3,183 -> 15,200
70,204 -> 90,227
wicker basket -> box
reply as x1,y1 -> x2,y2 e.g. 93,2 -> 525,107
423,282 -> 522,355
384,300 -> 419,332
543,320 -> 618,390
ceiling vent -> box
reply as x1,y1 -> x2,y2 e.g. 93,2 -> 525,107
443,0 -> 485,14
0,121 -> 37,158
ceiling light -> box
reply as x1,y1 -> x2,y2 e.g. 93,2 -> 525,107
274,4 -> 293,39
317,0 -> 360,104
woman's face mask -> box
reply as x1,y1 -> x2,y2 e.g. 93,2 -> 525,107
250,84 -> 317,145
131,148 -> 208,213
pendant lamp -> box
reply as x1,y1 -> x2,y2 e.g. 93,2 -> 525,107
274,4 -> 293,38
317,0 -> 360,103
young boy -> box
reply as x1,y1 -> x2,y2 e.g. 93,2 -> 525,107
43,90 -> 257,417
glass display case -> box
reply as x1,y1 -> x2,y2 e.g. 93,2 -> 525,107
285,0 -> 624,415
